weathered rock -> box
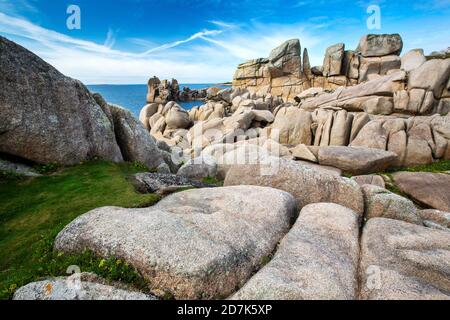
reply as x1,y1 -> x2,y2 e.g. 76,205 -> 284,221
359,56 -> 401,83
401,49 -> 426,72
224,158 -> 364,215
108,105 -> 173,172
54,186 -> 297,300
343,50 -> 360,79
392,172 -> 450,211
352,175 -> 385,188
419,209 -> 450,229
404,123 -> 434,166
290,144 -> 318,163
232,203 -> 360,300
350,113 -> 371,142
272,107 -> 313,145
350,120 -> 388,150
313,108 -> 334,146
361,185 -> 422,224
323,43 -> 345,77
165,104 -> 191,129
330,110 -> 354,146
177,156 -> 218,180
269,39 -> 302,77
13,273 -> 155,300
0,159 -> 41,177
357,34 -> 403,57
130,172 -> 213,195
362,97 -> 394,115
359,218 -> 450,300
408,58 -> 450,98
302,48 -> 313,78
318,147 -> 398,175
0,36 -> 123,165
139,103 -> 159,130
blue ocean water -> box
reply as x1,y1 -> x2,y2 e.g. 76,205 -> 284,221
87,84 -> 228,117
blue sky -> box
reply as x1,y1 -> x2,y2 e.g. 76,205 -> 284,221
0,0 -> 449,84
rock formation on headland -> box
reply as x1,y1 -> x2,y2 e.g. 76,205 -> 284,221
146,76 -> 208,104
141,33 -> 450,173
0,36 -> 174,172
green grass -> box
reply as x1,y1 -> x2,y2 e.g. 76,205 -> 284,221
202,176 -> 224,186
390,160 -> 450,173
0,161 -> 161,300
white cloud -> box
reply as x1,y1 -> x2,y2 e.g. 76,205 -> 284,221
0,11 -> 327,84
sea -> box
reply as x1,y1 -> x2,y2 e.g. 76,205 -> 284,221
87,84 -> 228,117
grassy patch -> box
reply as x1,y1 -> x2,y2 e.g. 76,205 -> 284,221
383,160 -> 450,174
202,176 -> 224,186
0,161 -> 160,299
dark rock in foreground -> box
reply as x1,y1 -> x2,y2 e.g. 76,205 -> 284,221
130,172 -> 214,195
0,36 -> 123,165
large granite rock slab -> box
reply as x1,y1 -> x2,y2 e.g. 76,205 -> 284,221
13,273 -> 155,300
392,172 -> 450,211
361,185 -> 422,225
232,203 -> 360,300
317,146 -> 398,175
359,218 -> 450,300
107,104 -> 174,172
0,36 -> 123,165
54,186 -> 297,300
224,158 -> 364,215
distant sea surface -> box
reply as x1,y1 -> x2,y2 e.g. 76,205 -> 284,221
87,84 -> 228,117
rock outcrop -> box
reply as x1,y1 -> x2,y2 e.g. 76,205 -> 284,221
232,203 -> 360,300
13,273 -> 155,300
0,36 -> 123,165
392,172 -> 450,211
361,185 -> 422,225
360,218 -> 450,300
54,186 -> 297,300
146,76 -> 208,104
232,34 -> 406,103
224,158 -> 364,215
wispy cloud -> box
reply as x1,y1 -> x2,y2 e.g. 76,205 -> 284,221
0,11 -> 329,84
